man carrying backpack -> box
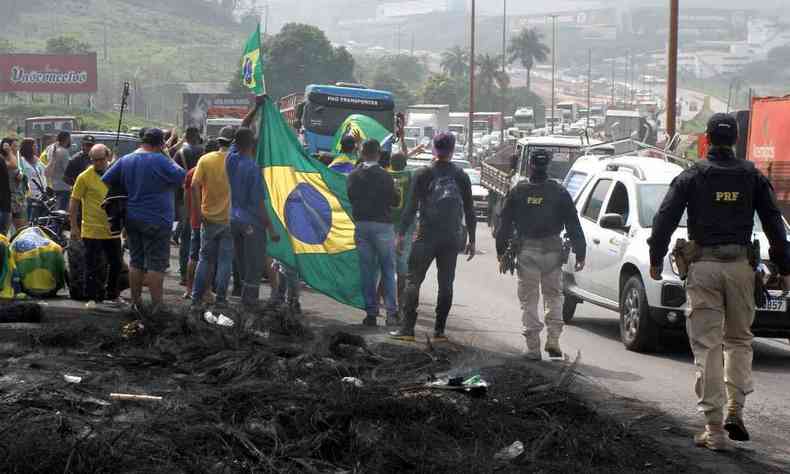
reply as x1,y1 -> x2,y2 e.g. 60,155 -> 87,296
390,132 -> 476,342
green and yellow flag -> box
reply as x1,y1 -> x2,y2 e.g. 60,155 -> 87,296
241,24 -> 265,94
258,99 -> 364,309
331,114 -> 393,154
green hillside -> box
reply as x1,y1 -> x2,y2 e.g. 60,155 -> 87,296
1,0 -> 252,113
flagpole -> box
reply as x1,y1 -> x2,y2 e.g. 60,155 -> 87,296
259,23 -> 267,95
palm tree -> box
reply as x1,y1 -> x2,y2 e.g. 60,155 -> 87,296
476,53 -> 508,102
440,45 -> 469,78
507,28 -> 549,92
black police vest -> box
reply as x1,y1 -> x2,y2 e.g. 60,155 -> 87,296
516,180 -> 564,239
690,160 -> 756,246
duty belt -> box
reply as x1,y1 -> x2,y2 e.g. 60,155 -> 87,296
697,244 -> 749,262
520,235 -> 562,252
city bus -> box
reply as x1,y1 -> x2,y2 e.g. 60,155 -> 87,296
300,84 -> 395,154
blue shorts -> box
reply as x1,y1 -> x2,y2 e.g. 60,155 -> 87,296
189,227 -> 201,261
126,219 -> 171,273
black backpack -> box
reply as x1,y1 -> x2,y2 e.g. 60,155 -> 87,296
424,167 -> 465,247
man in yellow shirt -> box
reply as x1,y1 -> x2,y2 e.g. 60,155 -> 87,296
190,127 -> 233,307
69,144 -> 125,309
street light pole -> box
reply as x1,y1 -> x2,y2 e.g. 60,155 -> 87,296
501,0 -> 507,144
666,0 -> 679,139
468,0 -> 476,162
550,15 -> 557,135
587,48 -> 592,131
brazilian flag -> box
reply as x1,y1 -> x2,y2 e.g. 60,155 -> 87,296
241,24 -> 265,94
258,99 -> 364,309
331,114 -> 394,154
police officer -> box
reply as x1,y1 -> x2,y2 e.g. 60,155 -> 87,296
495,150 -> 586,360
648,113 -> 790,451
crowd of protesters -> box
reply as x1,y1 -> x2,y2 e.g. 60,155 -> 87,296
0,96 -> 478,343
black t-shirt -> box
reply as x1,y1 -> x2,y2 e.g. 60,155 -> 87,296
0,159 -> 11,212
175,144 -> 204,171
64,151 -> 91,187
174,144 -> 204,205
347,163 -> 397,223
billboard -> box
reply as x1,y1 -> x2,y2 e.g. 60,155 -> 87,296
182,93 -> 254,129
0,53 -> 98,94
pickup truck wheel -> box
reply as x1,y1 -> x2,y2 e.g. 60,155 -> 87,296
620,276 -> 660,353
562,295 -> 578,323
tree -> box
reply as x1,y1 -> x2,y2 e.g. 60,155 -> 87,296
507,28 -> 549,92
420,73 -> 459,108
371,72 -> 414,110
375,54 -> 427,88
45,36 -> 93,54
263,23 -> 355,100
476,54 -> 508,104
440,45 -> 469,78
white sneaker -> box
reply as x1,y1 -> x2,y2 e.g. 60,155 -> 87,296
85,301 -> 98,309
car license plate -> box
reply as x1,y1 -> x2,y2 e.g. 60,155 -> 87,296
758,297 -> 787,312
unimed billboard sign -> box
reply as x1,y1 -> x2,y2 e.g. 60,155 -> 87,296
0,53 -> 98,94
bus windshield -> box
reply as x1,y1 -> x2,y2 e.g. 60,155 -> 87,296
302,88 -> 394,138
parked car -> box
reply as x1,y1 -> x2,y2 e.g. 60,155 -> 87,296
562,155 -> 790,352
464,168 -> 488,221
69,131 -> 140,158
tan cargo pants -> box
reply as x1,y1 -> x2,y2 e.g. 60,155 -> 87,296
686,258 -> 755,425
517,247 -> 563,339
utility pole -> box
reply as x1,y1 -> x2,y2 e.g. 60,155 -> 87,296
263,1 -> 270,36
411,32 -> 415,56
624,50 -> 630,106
550,15 -> 557,135
611,58 -> 615,106
666,0 -> 679,139
468,0 -> 476,162
501,0 -> 507,143
396,23 -> 402,55
587,48 -> 592,130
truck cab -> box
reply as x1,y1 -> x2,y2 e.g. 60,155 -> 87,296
481,135 -> 609,232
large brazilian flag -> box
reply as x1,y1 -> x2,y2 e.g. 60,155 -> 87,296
258,99 -> 364,309
331,114 -> 394,154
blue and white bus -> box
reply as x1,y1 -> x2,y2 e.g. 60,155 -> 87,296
300,84 -> 395,155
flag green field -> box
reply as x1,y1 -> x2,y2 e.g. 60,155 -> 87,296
241,24 -> 265,94
257,99 -> 364,309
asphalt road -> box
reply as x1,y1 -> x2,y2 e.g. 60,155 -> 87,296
414,228 -> 790,468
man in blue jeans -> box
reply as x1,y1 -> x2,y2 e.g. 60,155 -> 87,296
226,127 -> 279,309
102,128 -> 186,314
347,139 -> 399,327
191,127 -> 234,308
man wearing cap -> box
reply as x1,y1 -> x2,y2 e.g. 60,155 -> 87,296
390,132 -> 476,342
329,135 -> 357,174
226,127 -> 281,309
64,134 -> 96,187
495,149 -> 586,361
649,113 -> 790,451
102,128 -> 186,315
45,131 -> 72,211
191,126 -> 234,308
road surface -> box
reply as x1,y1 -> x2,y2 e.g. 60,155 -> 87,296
415,229 -> 790,468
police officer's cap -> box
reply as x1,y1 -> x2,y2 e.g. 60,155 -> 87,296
529,149 -> 552,169
706,113 -> 738,141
